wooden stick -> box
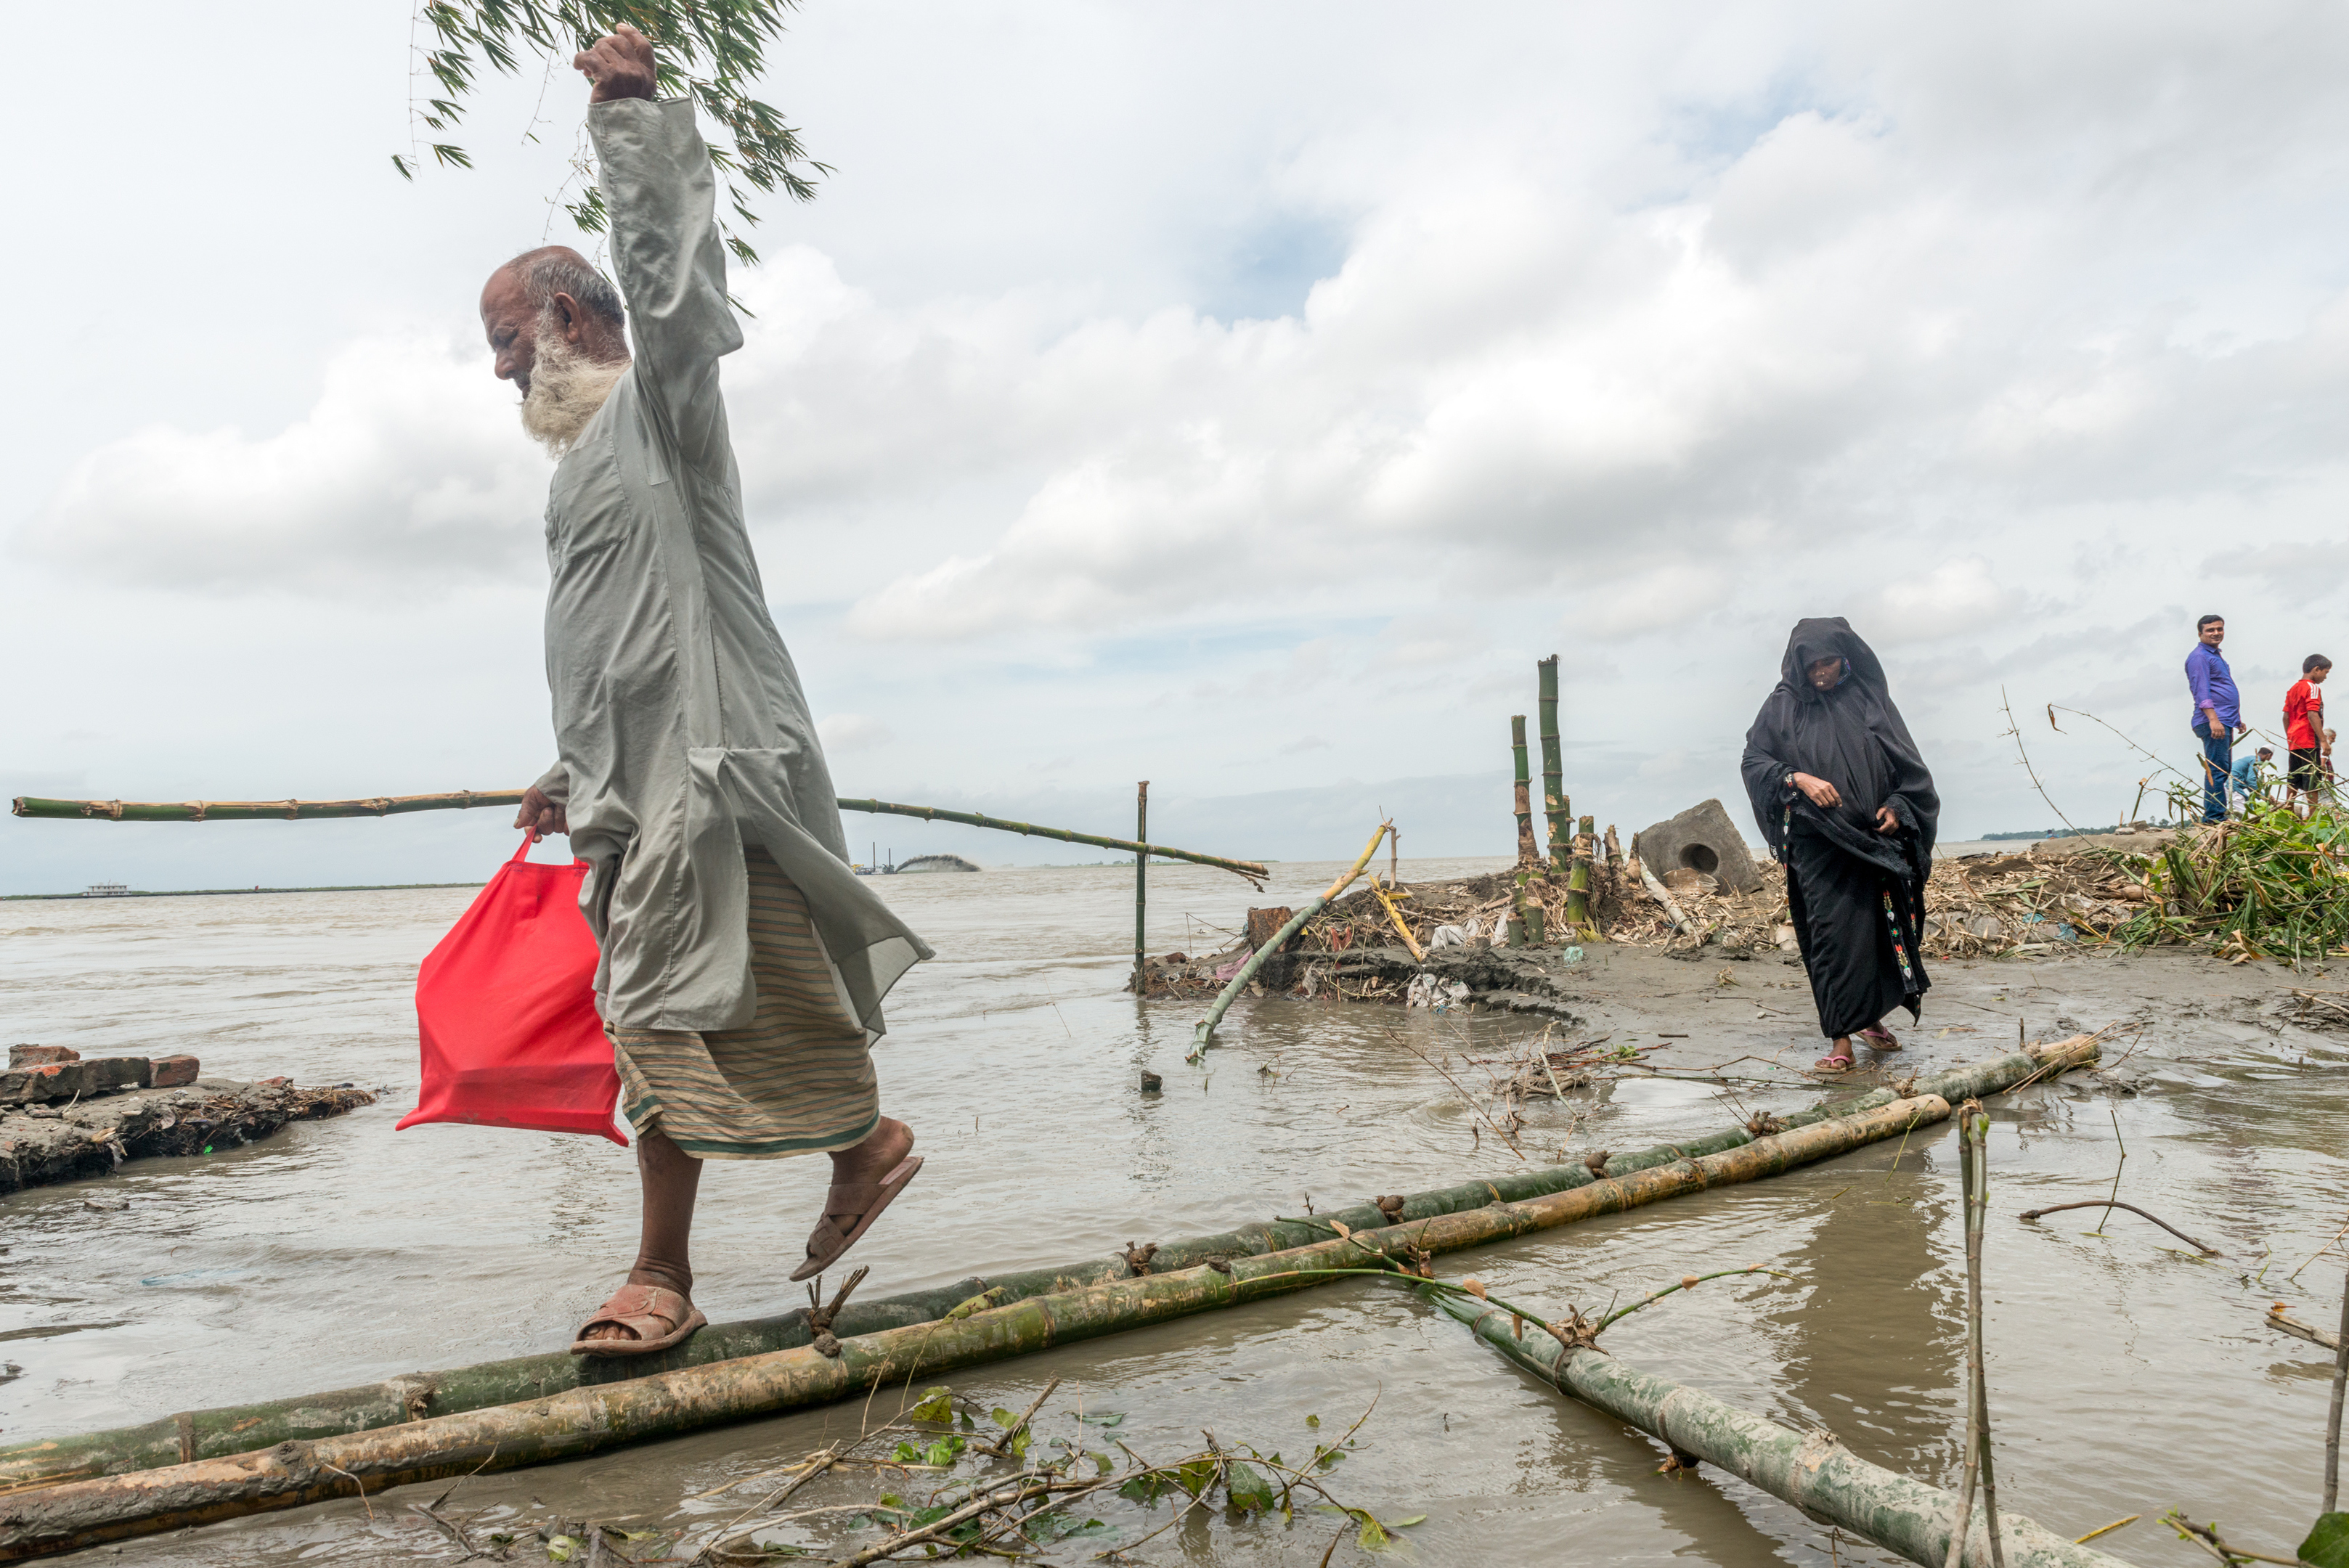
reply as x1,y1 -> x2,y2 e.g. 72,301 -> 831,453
11,793 -> 1268,884
1,1039 -> 2101,1495
1133,783 -> 1149,987
2015,1200 -> 2224,1256
0,1095 -> 1960,1559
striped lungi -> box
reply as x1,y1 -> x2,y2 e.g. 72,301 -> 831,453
609,844 -> 881,1160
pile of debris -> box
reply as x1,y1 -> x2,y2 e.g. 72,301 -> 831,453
1,1044 -> 375,1194
1135,804 -> 2188,1010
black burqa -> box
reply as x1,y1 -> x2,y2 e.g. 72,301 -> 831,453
1740,619 -> 1939,1042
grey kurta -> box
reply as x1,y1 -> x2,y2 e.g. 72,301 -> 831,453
534,97 -> 929,1040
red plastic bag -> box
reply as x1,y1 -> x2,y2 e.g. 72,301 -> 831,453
398,832 -> 625,1144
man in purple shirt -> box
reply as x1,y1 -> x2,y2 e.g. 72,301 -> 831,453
2186,613 -> 2244,824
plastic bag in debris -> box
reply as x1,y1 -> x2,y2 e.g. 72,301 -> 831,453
1406,973 -> 1473,1010
1430,924 -> 1469,949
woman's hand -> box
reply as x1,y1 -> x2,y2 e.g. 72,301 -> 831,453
1874,805 -> 1900,834
1789,772 -> 1841,809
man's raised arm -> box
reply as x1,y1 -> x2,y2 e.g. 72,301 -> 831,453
574,25 -> 744,473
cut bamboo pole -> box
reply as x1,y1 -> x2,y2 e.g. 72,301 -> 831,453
1433,1294 -> 2128,1568
0,1039 -> 2099,1494
1133,782 -> 1149,988
1566,814 -> 1596,936
1186,823 -> 1390,1058
0,1095 -> 1958,1559
1511,716 -> 1539,867
11,794 -> 1268,885
1538,657 -> 1568,873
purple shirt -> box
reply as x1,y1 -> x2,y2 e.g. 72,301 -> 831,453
2186,642 -> 2239,730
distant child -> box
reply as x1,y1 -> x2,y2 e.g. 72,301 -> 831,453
2286,656 -> 2332,814
2231,746 -> 2275,812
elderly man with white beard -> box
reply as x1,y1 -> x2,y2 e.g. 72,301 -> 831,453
481,23 -> 932,1356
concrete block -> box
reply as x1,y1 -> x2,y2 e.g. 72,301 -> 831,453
1634,799 -> 1763,895
0,1057 -> 150,1105
150,1055 -> 201,1088
7,1045 -> 78,1068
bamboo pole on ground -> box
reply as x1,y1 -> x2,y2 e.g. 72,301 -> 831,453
1186,824 -> 1390,1059
1511,717 -> 1540,867
11,794 -> 1268,885
1133,782 -> 1149,990
1432,1294 -> 2128,1568
1538,658 -> 1568,873
0,1039 -> 2100,1493
0,1095 -> 1958,1559
1944,1100 -> 2005,1568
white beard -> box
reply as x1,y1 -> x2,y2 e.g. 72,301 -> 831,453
521,331 -> 630,458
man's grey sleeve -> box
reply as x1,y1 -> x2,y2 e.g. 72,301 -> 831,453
532,762 -> 569,807
587,97 -> 743,475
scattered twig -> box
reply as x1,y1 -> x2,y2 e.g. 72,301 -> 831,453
1944,1101 -> 2004,1568
977,1376 -> 1061,1458
2016,1200 -> 2224,1257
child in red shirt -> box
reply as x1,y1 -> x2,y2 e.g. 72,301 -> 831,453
2285,655 -> 2332,814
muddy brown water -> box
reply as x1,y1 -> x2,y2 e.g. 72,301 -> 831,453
3,852 -> 2345,1564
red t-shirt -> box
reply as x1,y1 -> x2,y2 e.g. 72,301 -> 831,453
2286,679 -> 2325,749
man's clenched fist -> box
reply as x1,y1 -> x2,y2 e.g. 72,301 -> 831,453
515,786 -> 569,841
575,23 -> 657,105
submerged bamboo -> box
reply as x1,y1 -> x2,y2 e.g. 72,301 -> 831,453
1187,824 -> 1390,1058
10,794 -> 1268,884
0,1095 -> 1958,1559
1537,657 -> 1568,873
1434,1295 -> 2127,1568
0,1038 -> 2098,1495
1511,716 -> 1539,866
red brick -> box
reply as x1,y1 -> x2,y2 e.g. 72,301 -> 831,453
150,1055 -> 200,1088
7,1045 -> 78,1068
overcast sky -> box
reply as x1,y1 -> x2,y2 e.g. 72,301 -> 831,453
7,1 -> 2349,894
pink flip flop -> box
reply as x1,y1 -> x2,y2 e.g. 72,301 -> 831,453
791,1154 -> 924,1282
1858,1026 -> 1901,1051
1814,1052 -> 1855,1073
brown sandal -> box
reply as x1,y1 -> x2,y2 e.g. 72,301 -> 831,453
569,1282 -> 708,1357
791,1154 -> 923,1282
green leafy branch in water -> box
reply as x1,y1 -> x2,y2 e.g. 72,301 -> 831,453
397,1 -> 830,264
707,1379 -> 1425,1563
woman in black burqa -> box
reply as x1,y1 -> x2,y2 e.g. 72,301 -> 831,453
1740,618 -> 1939,1071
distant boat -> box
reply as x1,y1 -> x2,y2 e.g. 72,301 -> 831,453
83,883 -> 129,898
894,854 -> 980,874
855,844 -> 897,876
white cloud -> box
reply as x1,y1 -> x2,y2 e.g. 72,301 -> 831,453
20,335 -> 546,592
817,713 -> 895,753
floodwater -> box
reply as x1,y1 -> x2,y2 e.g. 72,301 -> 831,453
4,854 -> 2346,1565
